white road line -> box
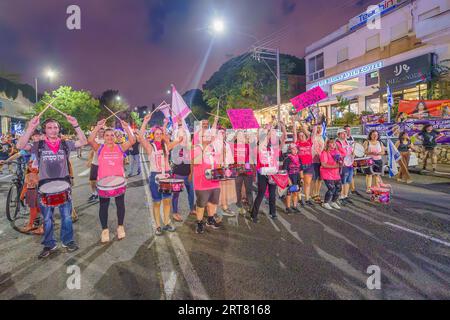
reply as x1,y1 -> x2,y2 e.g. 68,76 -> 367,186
384,222 -> 450,248
78,168 -> 91,177
275,214 -> 304,244
0,174 -> 13,181
264,213 -> 281,232
140,152 -> 209,300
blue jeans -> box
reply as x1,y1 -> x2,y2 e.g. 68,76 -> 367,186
40,200 -> 74,248
128,154 -> 141,176
172,174 -> 195,213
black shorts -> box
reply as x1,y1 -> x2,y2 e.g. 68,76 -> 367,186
195,188 -> 220,208
90,164 -> 99,181
289,173 -> 300,186
365,159 -> 383,175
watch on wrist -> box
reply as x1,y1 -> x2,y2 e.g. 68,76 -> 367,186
73,125 -> 80,129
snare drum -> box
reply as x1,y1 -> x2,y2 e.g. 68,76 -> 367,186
158,179 -> 185,194
39,180 -> 71,207
205,167 -> 238,181
353,157 -> 374,169
97,176 -> 127,198
354,143 -> 365,158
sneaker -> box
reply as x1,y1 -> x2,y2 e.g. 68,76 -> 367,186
330,202 -> 341,209
292,206 -> 301,213
155,227 -> 163,236
196,221 -> 205,234
285,207 -> 293,215
269,214 -> 277,219
222,208 -> 236,217
344,197 -> 354,204
88,194 -> 98,202
162,224 -> 176,232
38,245 -> 58,259
300,198 -> 306,207
322,203 -> 333,210
62,241 -> 79,253
351,190 -> 362,196
206,217 -> 220,229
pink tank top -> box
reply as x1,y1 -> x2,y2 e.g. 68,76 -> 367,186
368,141 -> 382,161
97,144 -> 125,180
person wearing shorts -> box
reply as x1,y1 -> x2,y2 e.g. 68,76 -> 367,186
336,128 -> 354,204
294,121 -> 314,206
311,125 -> 325,203
363,130 -> 385,193
192,126 -> 222,234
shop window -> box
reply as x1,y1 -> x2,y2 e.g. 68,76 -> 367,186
365,96 -> 381,113
349,101 -> 359,114
331,77 -> 359,95
366,71 -> 379,87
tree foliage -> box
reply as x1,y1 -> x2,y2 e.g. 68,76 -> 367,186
202,53 -> 305,126
31,86 -> 100,133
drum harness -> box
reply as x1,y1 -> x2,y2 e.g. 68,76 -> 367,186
37,140 -> 72,188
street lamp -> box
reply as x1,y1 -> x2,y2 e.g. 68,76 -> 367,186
116,96 -> 122,102
211,18 -> 225,34
35,68 -> 58,103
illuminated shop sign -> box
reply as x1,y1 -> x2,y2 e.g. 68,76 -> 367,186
349,0 -> 407,31
313,61 -> 384,88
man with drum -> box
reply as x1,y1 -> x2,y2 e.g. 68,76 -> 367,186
88,119 -> 135,243
17,115 -> 87,259
336,129 -> 354,204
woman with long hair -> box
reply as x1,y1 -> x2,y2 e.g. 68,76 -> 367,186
293,121 -> 314,206
363,130 -> 385,192
320,138 -> 342,210
395,131 -> 418,184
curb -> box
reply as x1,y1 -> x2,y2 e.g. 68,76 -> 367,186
409,167 -> 450,179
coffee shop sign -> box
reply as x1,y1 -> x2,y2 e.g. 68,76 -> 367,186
313,61 -> 384,88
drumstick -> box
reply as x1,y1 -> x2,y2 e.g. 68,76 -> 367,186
106,110 -> 122,121
48,103 -> 69,117
206,112 -> 228,121
37,97 -> 59,118
103,104 -> 122,121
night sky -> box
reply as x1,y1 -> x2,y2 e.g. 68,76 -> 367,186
0,0 -> 376,107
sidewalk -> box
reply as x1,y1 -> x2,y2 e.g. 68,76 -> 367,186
409,162 -> 450,179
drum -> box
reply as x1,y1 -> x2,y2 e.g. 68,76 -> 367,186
39,180 -> 71,207
259,166 -> 278,176
343,155 -> 354,167
229,164 -> 253,175
354,143 -> 365,158
158,179 -> 185,194
97,176 -> 127,198
353,157 -> 374,169
205,167 -> 238,181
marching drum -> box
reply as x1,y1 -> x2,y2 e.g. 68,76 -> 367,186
205,167 -> 238,181
97,176 -> 127,198
228,163 -> 253,175
353,157 -> 374,169
158,179 -> 185,194
354,143 -> 365,158
39,180 -> 71,207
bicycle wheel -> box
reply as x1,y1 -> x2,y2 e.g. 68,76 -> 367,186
6,183 -> 21,222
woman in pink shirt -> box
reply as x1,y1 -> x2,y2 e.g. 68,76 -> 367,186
88,119 -> 136,243
293,121 -> 314,205
320,138 -> 342,210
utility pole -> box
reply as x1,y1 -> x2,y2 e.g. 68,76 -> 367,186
252,46 -> 281,123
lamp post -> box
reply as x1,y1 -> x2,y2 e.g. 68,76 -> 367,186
34,68 -> 57,103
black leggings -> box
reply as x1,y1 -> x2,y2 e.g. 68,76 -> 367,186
251,173 -> 277,218
324,180 -> 342,203
99,194 -> 125,229
235,174 -> 254,208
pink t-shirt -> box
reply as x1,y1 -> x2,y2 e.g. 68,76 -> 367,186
192,145 -> 220,191
296,138 -> 313,165
97,144 -> 125,180
319,149 -> 341,181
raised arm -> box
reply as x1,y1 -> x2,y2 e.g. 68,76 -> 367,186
120,120 -> 136,151
139,114 -> 153,156
66,115 -> 87,149
17,116 -> 40,151
88,119 -> 106,152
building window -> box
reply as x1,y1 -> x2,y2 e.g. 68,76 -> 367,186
390,21 -> 408,41
366,34 -> 380,52
331,77 -> 359,95
366,71 -> 379,87
365,96 -> 381,113
308,53 -> 324,82
337,47 -> 348,64
418,7 -> 440,21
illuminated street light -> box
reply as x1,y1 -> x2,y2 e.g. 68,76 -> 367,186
116,96 -> 122,101
45,68 -> 56,80
212,18 -> 225,34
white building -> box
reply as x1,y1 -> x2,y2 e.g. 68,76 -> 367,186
305,0 -> 450,122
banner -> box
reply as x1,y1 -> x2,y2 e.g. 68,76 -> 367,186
399,100 -> 450,118
363,119 -> 450,144
361,113 -> 388,124
227,109 -> 260,129
290,87 -> 327,112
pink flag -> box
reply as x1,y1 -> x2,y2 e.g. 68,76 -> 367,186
171,85 -> 192,123
290,86 -> 327,112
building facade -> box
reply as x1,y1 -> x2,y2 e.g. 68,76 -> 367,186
0,90 -> 33,135
305,0 -> 450,123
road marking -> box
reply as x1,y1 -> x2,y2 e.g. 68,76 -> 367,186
264,214 -> 281,232
275,214 -> 304,244
140,152 -> 209,300
384,222 -> 450,248
0,174 -> 12,181
78,168 -> 91,177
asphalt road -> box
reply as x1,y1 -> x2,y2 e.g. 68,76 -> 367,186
0,150 -> 449,300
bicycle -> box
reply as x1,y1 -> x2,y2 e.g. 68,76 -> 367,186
5,160 -> 26,222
